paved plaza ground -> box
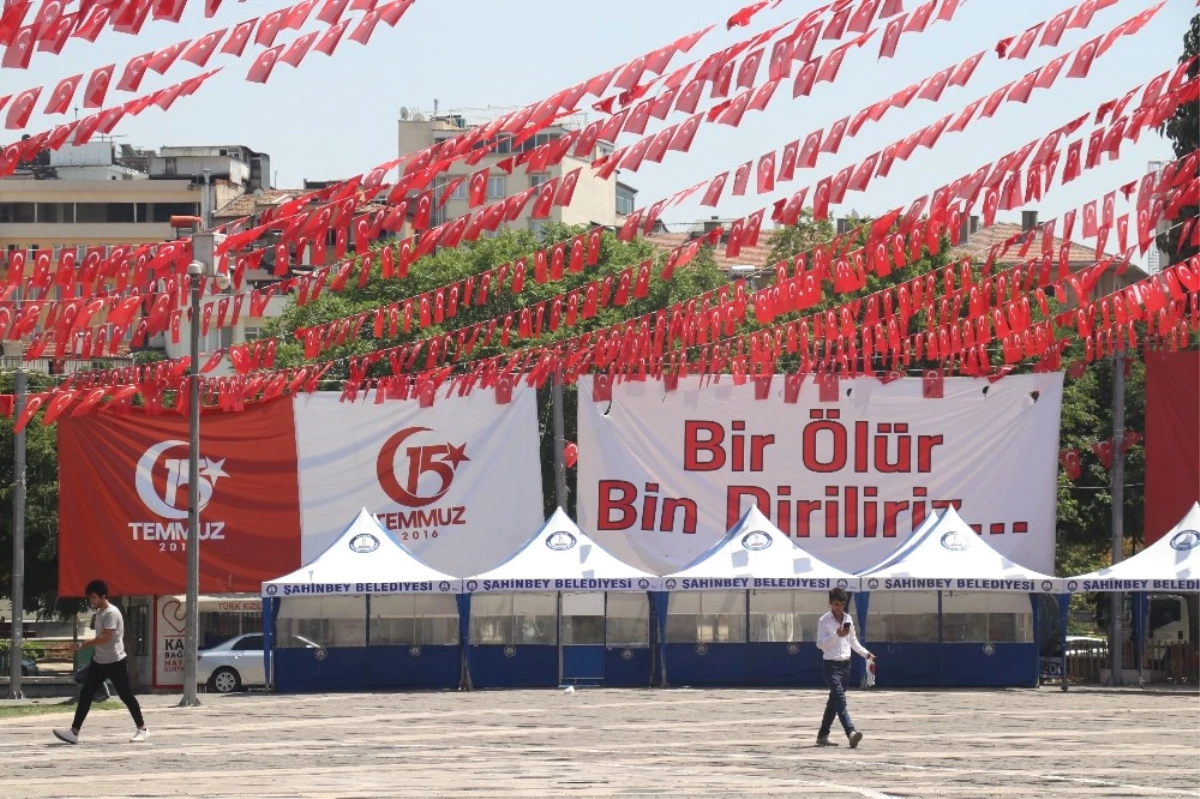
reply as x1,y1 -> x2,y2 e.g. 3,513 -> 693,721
0,686 -> 1196,798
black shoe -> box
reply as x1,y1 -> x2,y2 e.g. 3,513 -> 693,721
848,730 -> 863,749
816,735 -> 839,746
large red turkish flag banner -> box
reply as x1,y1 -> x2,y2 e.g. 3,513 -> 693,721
58,402 -> 302,596
1145,351 -> 1200,545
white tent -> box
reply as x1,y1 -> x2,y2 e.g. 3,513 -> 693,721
858,507 -> 1064,594
464,508 -> 659,592
661,506 -> 856,592
1067,503 -> 1200,593
262,509 -> 462,597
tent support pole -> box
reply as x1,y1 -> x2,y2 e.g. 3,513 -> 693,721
1110,347 -> 1126,686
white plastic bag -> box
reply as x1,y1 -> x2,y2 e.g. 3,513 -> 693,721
865,658 -> 877,688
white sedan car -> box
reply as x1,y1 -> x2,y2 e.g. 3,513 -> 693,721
198,633 -> 320,693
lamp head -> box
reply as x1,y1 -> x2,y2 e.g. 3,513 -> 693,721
187,260 -> 205,277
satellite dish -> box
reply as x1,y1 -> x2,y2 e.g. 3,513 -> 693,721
399,106 -> 410,120
413,112 -> 426,122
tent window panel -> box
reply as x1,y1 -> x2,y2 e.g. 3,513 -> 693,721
277,596 -> 366,648
665,592 -> 747,644
413,594 -> 460,646
560,592 -> 605,645
514,593 -> 557,645
605,593 -> 649,647
665,592 -> 702,643
870,592 -> 938,643
749,591 -> 801,643
370,595 -> 417,646
470,594 -> 513,645
941,592 -> 1032,644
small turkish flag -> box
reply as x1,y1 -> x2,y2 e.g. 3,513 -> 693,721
818,372 -> 839,403
922,368 -> 944,399
1042,9 -> 1071,47
319,0 -> 350,23
184,29 -> 226,67
6,87 -> 41,130
315,19 -> 351,55
1059,449 -> 1083,480
148,40 -> 189,74
44,74 -> 81,115
701,172 -> 728,207
756,151 -> 776,194
223,19 -> 257,56
1,25 -> 35,70
348,11 -> 382,45
1067,38 -> 1100,79
281,31 -> 320,67
1091,439 -> 1114,469
115,53 -> 152,92
246,45 -> 284,83
563,442 -> 579,469
80,65 -> 114,110
255,8 -> 289,47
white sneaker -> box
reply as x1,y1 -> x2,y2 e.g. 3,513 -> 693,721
130,728 -> 149,743
53,729 -> 79,745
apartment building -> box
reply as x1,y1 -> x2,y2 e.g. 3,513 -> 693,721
397,108 -> 635,235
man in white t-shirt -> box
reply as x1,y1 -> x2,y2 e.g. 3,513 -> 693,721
53,580 -> 148,745
814,586 -> 875,748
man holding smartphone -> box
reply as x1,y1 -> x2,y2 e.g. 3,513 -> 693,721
815,586 -> 874,748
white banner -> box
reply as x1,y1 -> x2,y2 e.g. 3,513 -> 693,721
577,374 -> 1063,574
295,388 -> 544,577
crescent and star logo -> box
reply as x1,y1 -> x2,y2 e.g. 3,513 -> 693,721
376,427 -> 469,508
135,440 -> 228,520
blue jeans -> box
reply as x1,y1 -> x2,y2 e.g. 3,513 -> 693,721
818,660 -> 854,737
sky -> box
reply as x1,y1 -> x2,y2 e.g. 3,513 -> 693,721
8,0 -> 1196,251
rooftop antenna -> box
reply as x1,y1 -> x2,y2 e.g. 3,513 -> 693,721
433,98 -> 439,116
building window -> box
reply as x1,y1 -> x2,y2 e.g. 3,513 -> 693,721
487,175 -> 507,199
450,180 -> 467,201
149,202 -> 200,223
616,192 -> 635,216
243,327 -> 261,340
0,203 -> 35,223
529,174 -> 551,189
76,203 -> 135,223
35,203 -> 74,223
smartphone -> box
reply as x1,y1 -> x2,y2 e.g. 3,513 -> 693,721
842,621 -> 851,631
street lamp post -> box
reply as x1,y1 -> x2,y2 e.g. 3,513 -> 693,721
179,256 -> 204,707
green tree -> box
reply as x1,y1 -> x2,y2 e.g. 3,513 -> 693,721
265,225 -> 730,515
1157,13 -> 1199,265
0,372 -> 76,616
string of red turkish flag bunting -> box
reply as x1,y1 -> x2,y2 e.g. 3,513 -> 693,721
0,0 -> 224,72
4,0 -> 1195,427
0,0 -> 416,137
0,0 -> 766,350
659,5 -> 1177,250
0,0 -> 835,323
9,9 -> 1185,379
23,73 -> 1200,429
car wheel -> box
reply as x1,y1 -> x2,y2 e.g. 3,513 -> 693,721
209,667 -> 241,694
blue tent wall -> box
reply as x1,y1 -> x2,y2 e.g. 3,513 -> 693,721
270,595 -> 464,693
659,591 -> 842,688
466,592 -> 656,688
859,591 -> 1038,688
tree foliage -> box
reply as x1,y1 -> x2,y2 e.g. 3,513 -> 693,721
1157,13 -> 1200,265
265,225 -> 730,516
